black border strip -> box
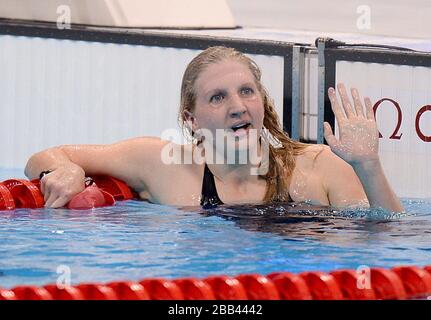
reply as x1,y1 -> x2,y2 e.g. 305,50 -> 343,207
0,19 -> 293,55
283,55 -> 293,134
0,20 -> 294,136
324,47 -> 431,128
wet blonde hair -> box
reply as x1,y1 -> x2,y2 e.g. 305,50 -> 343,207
178,46 -> 309,203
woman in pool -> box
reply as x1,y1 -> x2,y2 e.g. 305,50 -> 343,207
25,46 -> 404,212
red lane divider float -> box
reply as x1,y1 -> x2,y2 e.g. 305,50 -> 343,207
392,266 -> 431,299
267,272 -> 312,300
139,279 -> 184,300
330,269 -> 376,299
12,286 -> 53,300
66,184 -> 113,209
0,183 -> 15,210
74,283 -> 118,300
0,288 -> 17,300
204,276 -> 248,300
2,179 -> 44,209
106,281 -> 150,300
299,271 -> 344,300
43,284 -> 85,300
173,278 -> 216,300
91,175 -> 134,201
369,268 -> 408,300
0,175 -> 135,211
1,265 -> 431,300
235,274 -> 280,300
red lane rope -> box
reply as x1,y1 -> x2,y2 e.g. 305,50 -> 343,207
0,176 -> 133,210
1,266 -> 430,300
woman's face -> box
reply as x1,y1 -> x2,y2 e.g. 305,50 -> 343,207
187,58 -> 265,154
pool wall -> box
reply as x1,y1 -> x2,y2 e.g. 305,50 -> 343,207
0,19 -> 430,198
0,20 -> 289,168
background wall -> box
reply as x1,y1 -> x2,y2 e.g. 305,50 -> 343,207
228,0 -> 430,39
0,35 -> 284,169
0,0 -> 236,28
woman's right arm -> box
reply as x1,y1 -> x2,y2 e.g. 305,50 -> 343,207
25,137 -> 167,208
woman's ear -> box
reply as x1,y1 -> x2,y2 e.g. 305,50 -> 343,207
183,110 -> 197,132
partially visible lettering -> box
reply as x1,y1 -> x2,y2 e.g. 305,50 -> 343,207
168,304 -> 202,317
329,96 -> 431,143
373,98 -> 403,140
415,105 -> 431,142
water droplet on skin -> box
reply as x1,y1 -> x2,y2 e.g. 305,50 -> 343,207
290,169 -> 308,202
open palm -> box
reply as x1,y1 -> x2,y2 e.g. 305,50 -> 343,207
323,83 -> 380,166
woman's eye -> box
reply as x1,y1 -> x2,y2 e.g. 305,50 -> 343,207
210,94 -> 224,104
241,87 -> 254,96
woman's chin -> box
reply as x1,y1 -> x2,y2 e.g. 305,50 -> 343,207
227,139 -> 259,155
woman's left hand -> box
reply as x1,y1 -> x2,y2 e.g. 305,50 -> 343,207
323,83 -> 380,167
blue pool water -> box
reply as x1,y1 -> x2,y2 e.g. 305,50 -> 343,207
1,168 -> 430,289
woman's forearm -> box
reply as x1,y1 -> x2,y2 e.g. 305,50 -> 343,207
24,147 -> 83,180
352,160 -> 404,213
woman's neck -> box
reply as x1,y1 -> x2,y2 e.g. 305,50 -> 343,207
202,142 -> 266,185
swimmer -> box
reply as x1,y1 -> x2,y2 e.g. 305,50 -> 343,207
24,46 -> 404,212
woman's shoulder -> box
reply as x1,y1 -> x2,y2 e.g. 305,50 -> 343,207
302,143 -> 329,153
295,143 -> 354,179
294,143 -> 353,177
295,143 -> 330,164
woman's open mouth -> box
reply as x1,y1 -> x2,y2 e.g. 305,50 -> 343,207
229,122 -> 252,137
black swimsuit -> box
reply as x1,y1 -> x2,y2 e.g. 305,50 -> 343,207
200,163 -> 294,209
200,163 -> 224,209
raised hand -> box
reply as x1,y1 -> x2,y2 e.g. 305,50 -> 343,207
323,83 -> 380,167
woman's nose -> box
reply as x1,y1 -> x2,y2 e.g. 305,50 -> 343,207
228,94 -> 247,117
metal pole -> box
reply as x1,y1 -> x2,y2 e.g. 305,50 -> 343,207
317,39 -> 326,144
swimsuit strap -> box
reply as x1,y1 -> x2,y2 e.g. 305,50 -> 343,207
288,193 -> 294,203
200,163 -> 224,209
200,163 -> 294,208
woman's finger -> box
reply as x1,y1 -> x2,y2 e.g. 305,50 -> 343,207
41,181 -> 51,203
323,122 -> 341,149
364,97 -> 375,121
40,175 -> 49,195
324,122 -> 347,160
337,83 -> 356,118
44,191 -> 59,208
49,197 -> 69,209
351,88 -> 365,118
328,87 -> 346,121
